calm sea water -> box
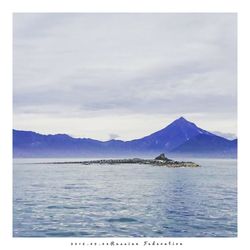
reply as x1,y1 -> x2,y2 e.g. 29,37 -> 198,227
13,158 -> 237,237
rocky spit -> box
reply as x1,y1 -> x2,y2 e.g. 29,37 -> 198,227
45,153 -> 200,168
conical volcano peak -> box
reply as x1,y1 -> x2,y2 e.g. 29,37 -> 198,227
178,116 -> 186,120
171,116 -> 191,125
177,116 -> 187,122
167,117 -> 212,137
141,116 -> 212,151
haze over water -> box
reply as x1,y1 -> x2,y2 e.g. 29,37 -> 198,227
13,158 -> 237,237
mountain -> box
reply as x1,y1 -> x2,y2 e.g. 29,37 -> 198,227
126,117 -> 213,152
13,117 -> 237,158
171,134 -> 237,157
13,129 -> 104,157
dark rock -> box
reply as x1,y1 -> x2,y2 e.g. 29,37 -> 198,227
155,153 -> 169,161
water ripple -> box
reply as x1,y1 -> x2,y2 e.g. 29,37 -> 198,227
13,159 -> 237,237
107,217 -> 138,223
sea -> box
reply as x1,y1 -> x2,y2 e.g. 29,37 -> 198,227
13,158 -> 237,237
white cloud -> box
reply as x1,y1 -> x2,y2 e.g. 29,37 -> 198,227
13,13 -> 237,140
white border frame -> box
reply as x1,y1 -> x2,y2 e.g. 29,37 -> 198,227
1,1 -> 249,250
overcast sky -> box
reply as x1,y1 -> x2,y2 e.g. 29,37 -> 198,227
13,13 -> 237,141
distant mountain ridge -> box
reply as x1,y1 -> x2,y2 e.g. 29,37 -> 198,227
13,117 -> 237,158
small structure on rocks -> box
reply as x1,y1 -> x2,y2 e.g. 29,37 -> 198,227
155,153 -> 171,161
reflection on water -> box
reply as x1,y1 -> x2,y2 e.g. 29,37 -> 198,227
13,158 -> 237,237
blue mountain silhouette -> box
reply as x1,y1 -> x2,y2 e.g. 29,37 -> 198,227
13,117 -> 237,158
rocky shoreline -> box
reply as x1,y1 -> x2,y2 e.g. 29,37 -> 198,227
44,153 -> 200,168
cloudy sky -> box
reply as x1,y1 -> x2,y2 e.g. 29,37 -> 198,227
13,13 -> 237,141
